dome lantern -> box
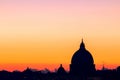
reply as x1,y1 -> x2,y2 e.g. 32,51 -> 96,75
80,39 -> 85,50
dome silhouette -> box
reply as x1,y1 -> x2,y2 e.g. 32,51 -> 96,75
70,39 -> 95,76
57,64 -> 66,74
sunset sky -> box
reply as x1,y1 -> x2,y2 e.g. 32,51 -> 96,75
0,0 -> 120,71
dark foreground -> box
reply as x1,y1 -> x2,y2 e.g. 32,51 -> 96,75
0,67 -> 120,80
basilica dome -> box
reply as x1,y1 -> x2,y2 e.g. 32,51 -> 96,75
70,39 -> 95,75
71,40 -> 94,65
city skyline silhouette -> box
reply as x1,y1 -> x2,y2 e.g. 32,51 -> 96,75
0,39 -> 119,72
0,40 -> 119,80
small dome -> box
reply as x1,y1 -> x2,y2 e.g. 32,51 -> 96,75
57,64 -> 66,74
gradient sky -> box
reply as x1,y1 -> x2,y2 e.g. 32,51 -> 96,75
0,0 -> 120,71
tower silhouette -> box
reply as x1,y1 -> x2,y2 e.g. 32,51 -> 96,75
70,39 -> 96,76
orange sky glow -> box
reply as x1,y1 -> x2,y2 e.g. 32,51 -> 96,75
0,0 -> 120,71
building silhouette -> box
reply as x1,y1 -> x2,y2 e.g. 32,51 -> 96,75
70,39 -> 96,76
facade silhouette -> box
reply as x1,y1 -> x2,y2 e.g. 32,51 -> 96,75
70,39 -> 96,76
